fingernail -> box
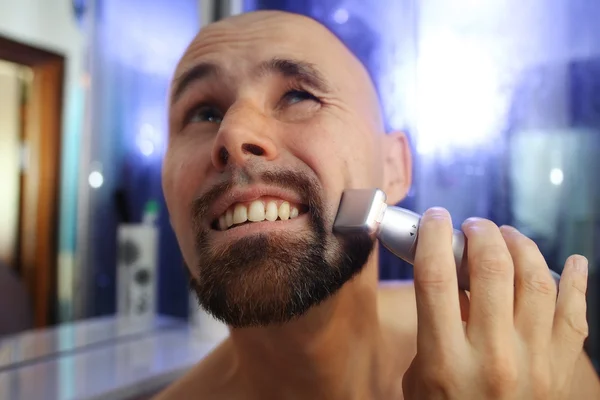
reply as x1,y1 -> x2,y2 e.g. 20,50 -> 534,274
463,217 -> 484,228
573,255 -> 588,275
424,207 -> 450,219
500,225 -> 519,233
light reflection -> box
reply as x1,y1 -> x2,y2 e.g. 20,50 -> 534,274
333,8 -> 349,24
550,168 -> 564,185
88,171 -> 104,189
136,123 -> 159,157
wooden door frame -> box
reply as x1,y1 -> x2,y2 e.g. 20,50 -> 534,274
0,36 -> 64,328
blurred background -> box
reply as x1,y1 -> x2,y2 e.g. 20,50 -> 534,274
0,0 -> 599,398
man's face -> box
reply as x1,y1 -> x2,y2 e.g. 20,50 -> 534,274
163,12 -> 388,328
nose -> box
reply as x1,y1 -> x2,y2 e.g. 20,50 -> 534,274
210,102 -> 278,171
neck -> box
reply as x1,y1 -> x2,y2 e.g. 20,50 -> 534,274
228,255 -> 392,400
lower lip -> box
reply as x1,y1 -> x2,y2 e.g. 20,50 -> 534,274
208,213 -> 310,243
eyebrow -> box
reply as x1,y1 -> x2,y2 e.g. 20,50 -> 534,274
256,58 -> 331,93
171,57 -> 331,105
171,62 -> 220,104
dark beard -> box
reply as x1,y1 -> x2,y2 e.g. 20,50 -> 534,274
188,170 -> 374,328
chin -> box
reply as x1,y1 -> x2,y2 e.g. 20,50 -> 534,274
188,225 -> 375,328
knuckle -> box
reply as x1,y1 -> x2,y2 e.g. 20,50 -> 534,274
422,362 -> 459,391
533,383 -> 551,400
414,265 -> 453,290
529,367 -> 552,399
517,235 -> 540,253
483,353 -> 518,396
563,311 -> 589,339
471,246 -> 512,277
569,275 -> 588,296
521,272 -> 557,297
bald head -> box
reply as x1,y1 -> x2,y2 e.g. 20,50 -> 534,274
162,10 -> 411,327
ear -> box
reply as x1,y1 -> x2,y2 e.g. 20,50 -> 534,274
381,131 -> 412,205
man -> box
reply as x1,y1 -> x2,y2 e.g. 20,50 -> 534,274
158,10 -> 600,399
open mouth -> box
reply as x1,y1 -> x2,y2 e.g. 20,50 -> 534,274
211,196 -> 309,231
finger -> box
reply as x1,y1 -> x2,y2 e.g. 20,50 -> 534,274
413,207 -> 465,350
462,218 -> 514,345
553,255 -> 589,368
500,226 -> 556,348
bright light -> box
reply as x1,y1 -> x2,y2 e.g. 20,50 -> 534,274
333,8 -> 349,24
550,168 -> 563,185
139,139 -> 155,156
415,33 -> 504,156
136,123 -> 157,157
140,123 -> 154,137
88,171 -> 104,188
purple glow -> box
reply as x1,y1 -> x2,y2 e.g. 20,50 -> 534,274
102,0 -> 198,75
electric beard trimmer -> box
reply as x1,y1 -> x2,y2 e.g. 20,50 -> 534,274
333,188 -> 561,291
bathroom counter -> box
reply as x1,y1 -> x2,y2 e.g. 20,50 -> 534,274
0,315 -> 187,370
0,316 -> 220,400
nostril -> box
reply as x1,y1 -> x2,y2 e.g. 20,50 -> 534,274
218,147 -> 229,165
242,143 -> 265,156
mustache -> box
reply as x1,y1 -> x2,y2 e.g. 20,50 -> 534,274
191,169 -> 322,227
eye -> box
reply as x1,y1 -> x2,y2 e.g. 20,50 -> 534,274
186,106 -> 223,125
282,89 -> 319,105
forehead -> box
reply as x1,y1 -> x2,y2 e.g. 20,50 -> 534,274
169,12 -> 383,131
173,13 -> 346,80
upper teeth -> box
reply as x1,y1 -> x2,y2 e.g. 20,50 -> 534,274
217,200 -> 300,230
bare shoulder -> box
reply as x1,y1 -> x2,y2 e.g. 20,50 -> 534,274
153,339 -> 240,400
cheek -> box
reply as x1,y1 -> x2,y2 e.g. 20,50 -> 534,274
163,140 -> 211,259
165,135 -> 213,200
164,150 -> 200,209
303,119 -> 378,182
285,117 -> 379,215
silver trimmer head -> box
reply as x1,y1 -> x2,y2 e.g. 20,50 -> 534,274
333,188 -> 561,291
